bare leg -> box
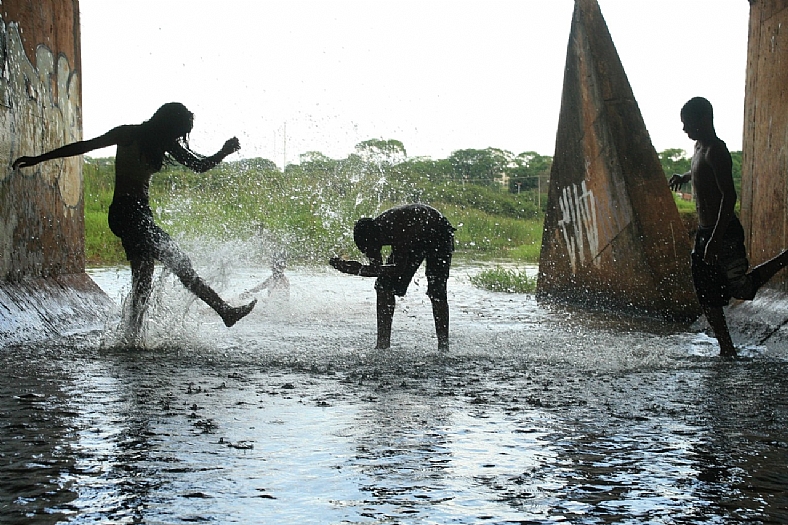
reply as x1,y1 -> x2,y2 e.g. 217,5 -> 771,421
184,274 -> 256,327
376,290 -> 395,349
160,240 -> 255,326
430,294 -> 449,350
750,249 -> 788,292
703,305 -> 736,358
128,258 -> 154,342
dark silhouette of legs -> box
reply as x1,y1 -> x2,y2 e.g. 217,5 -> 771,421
702,305 -> 736,358
705,249 -> 788,358
180,272 -> 256,327
127,257 -> 155,341
154,237 -> 256,327
430,293 -> 449,351
427,267 -> 450,350
749,249 -> 788,293
376,290 -> 395,349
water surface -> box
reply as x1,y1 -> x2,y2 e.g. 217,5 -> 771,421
2,263 -> 787,524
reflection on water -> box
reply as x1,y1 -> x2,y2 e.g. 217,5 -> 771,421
2,263 -> 788,523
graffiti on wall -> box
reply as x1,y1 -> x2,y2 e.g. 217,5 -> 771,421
0,19 -> 82,277
557,180 -> 600,273
0,19 -> 81,202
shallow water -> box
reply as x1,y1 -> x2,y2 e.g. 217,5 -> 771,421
2,262 -> 788,524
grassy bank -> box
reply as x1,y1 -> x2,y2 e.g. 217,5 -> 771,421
83,157 -> 545,266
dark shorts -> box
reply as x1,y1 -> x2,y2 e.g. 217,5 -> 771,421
108,198 -> 177,263
375,224 -> 454,299
691,217 -> 756,307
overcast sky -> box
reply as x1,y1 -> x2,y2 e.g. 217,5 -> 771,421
78,0 -> 750,165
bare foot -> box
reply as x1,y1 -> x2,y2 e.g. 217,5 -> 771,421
222,299 -> 257,327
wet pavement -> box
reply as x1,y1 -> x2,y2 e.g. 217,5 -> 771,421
2,263 -> 788,524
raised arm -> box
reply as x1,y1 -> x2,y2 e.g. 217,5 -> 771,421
12,127 -> 126,169
168,137 -> 240,173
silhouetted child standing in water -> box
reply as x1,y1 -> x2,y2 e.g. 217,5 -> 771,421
669,97 -> 788,357
13,102 -> 256,342
242,250 -> 290,301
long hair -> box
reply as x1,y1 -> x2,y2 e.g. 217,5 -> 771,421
138,102 -> 195,170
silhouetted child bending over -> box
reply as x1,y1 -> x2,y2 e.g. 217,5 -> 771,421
330,204 -> 455,350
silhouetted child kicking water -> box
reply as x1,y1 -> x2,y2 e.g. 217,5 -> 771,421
13,102 -> 256,342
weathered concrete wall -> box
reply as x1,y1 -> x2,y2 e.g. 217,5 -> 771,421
741,0 -> 788,291
537,0 -> 700,321
0,0 -> 110,345
1,0 -> 83,278
726,0 -> 788,346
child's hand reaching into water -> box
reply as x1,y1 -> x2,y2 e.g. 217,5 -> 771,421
329,257 -> 362,275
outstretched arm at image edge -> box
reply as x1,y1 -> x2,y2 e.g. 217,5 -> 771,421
12,128 -> 123,168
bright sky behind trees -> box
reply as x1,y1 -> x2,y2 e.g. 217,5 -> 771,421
79,0 -> 749,166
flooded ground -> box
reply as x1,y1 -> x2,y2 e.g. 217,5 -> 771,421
2,261 -> 788,524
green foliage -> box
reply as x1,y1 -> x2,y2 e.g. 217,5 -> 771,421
83,157 -> 125,264
83,142 -> 552,266
508,151 -> 552,193
730,150 -> 742,197
659,148 -> 691,179
397,157 -> 454,184
443,204 -> 541,255
469,266 -> 537,294
672,193 -> 696,214
423,181 -> 541,220
507,241 -> 543,261
355,138 -> 407,165
448,148 -> 510,187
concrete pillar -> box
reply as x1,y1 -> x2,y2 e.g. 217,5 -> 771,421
725,0 -> 788,347
741,0 -> 788,292
0,0 -> 110,345
537,0 -> 700,321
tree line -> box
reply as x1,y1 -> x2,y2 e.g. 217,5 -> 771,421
82,140 -> 550,265
279,140 -> 740,196
82,140 -> 734,266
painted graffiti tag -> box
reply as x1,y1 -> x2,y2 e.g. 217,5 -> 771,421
0,20 -> 81,205
557,181 -> 599,273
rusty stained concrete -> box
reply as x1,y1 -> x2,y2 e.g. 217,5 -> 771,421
741,0 -> 788,284
727,0 -> 788,347
537,0 -> 700,322
0,0 -> 110,345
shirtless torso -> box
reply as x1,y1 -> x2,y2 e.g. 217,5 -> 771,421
690,137 -> 736,230
112,126 -> 157,201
